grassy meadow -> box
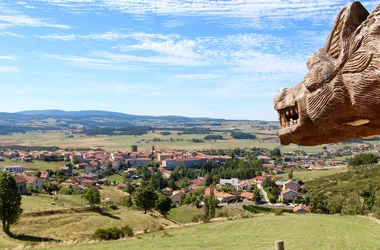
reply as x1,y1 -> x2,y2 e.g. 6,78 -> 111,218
44,214 -> 380,250
168,205 -> 204,224
22,194 -> 86,213
277,167 -> 348,181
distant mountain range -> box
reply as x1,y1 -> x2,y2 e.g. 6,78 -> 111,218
14,109 -> 226,121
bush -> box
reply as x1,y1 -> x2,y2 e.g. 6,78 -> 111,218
192,214 -> 210,223
93,227 -> 125,241
121,225 -> 134,237
122,196 -> 133,208
348,153 -> 379,167
272,208 -> 284,215
160,131 -> 171,136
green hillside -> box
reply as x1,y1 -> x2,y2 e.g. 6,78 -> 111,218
46,214 -> 380,250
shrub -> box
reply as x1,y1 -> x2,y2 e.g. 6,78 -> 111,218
348,153 -> 379,167
93,227 -> 125,241
272,208 -> 284,216
122,196 -> 133,208
121,225 -> 134,237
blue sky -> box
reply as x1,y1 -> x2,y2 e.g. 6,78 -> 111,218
0,0 -> 377,120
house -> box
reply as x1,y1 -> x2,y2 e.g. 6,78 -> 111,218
59,180 -> 81,191
162,187 -> 173,196
281,189 -> 299,203
129,158 -> 151,167
40,171 -> 49,180
282,180 -> 300,192
204,188 -> 234,203
21,175 -> 43,191
240,191 -> 254,200
4,166 -> 24,173
14,175 -> 27,194
81,179 -> 96,189
188,184 -> 199,193
157,153 -> 173,161
294,205 -> 311,214
220,178 -> 240,189
170,190 -> 186,204
253,176 -> 265,185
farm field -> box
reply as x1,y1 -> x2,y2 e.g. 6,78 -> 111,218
0,159 -> 69,171
277,167 -> 348,181
46,214 -> 380,250
0,131 -> 328,153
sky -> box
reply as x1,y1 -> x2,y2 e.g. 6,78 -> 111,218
0,0 -> 378,121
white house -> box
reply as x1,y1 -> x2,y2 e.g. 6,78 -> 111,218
220,178 -> 240,189
4,166 -> 24,173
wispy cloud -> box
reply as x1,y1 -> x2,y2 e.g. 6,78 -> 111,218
31,0 -> 379,28
0,66 -> 19,72
0,56 -> 16,60
0,15 -> 70,29
0,31 -> 26,38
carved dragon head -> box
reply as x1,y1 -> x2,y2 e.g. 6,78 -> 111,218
274,1 -> 380,146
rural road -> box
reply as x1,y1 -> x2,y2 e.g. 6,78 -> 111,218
257,184 -> 271,204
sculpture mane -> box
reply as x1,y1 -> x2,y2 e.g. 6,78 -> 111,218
274,1 -> 380,146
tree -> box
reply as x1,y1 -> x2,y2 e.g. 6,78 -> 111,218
84,188 -> 101,208
0,172 -> 22,235
155,193 -> 172,215
253,188 -> 262,204
341,192 -> 364,215
288,169 -> 294,180
133,186 -> 158,214
124,182 -> 135,195
204,186 -> 218,218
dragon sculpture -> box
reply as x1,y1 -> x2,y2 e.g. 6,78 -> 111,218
274,1 -> 380,146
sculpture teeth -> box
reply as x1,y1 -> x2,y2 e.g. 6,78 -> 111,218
278,104 -> 299,129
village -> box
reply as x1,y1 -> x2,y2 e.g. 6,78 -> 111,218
1,141 -> 378,215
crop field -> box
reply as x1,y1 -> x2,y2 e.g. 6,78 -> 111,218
0,159 -> 68,171
46,214 -> 380,250
0,131 -> 328,153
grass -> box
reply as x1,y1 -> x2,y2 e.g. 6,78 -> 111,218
0,131 -> 330,152
45,214 -> 380,250
0,159 -> 68,171
107,174 -> 124,183
277,167 -> 348,181
22,194 -> 86,213
1,206 -> 175,249
167,205 -> 204,224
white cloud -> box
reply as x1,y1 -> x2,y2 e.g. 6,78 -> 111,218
0,15 -> 70,29
33,0 -> 378,28
16,2 -> 27,5
0,56 -> 16,60
0,31 -> 26,38
35,34 -> 76,41
0,66 -> 19,72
